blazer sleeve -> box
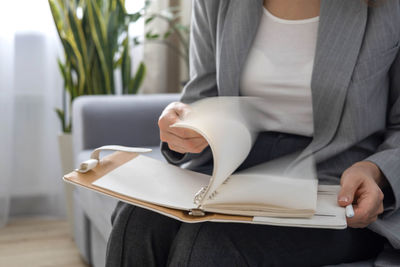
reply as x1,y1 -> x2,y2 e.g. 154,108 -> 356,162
161,0 -> 218,165
365,47 -> 400,215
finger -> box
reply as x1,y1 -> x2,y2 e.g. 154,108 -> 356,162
377,203 -> 384,215
163,102 -> 191,119
159,101 -> 192,127
180,136 -> 208,153
168,141 -> 207,154
191,139 -> 209,154
161,132 -> 187,152
370,216 -> 378,222
161,131 -> 208,154
347,194 -> 379,228
159,103 -> 196,138
347,205 -> 370,228
172,102 -> 191,119
160,132 -> 185,150
167,143 -> 187,154
158,110 -> 180,132
161,131 -> 205,149
346,204 -> 371,228
338,174 -> 363,207
357,194 -> 382,219
168,127 -> 203,139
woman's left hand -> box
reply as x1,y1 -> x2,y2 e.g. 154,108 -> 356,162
337,161 -> 386,228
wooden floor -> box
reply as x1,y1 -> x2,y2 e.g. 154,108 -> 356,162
0,217 -> 89,267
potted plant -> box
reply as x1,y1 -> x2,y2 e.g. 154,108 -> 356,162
49,0 -> 146,236
50,0 -> 146,134
134,1 -> 190,85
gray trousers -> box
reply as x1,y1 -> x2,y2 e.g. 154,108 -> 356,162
106,132 -> 385,267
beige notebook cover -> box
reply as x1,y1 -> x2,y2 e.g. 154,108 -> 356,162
64,151 -> 253,224
64,150 -> 347,229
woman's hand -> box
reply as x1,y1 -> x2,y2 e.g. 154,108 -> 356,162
158,102 -> 209,154
337,161 -> 386,228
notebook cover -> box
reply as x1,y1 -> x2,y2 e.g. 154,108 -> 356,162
63,151 -> 253,223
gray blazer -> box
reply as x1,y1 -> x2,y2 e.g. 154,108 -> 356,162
162,0 -> 400,250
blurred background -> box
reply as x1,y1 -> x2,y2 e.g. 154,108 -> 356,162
0,0 -> 191,266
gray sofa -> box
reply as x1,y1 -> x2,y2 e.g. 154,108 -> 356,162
72,94 -> 180,267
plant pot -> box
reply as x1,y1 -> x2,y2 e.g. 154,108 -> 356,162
58,133 -> 75,238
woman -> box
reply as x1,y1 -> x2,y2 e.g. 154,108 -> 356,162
106,0 -> 400,266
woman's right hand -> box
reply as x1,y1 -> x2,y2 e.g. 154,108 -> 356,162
158,102 -> 209,154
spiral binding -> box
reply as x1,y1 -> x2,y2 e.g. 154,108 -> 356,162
194,176 -> 233,205
191,181 -> 231,216
208,190 -> 218,199
222,176 -> 231,184
193,187 -> 223,205
194,186 -> 208,205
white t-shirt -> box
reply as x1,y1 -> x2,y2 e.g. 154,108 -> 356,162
240,7 -> 319,137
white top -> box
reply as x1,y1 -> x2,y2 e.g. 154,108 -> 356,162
240,7 -> 319,137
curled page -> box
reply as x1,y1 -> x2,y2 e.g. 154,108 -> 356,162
173,97 -> 265,205
173,97 -> 318,212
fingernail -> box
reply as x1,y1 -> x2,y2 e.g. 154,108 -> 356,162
339,196 -> 349,203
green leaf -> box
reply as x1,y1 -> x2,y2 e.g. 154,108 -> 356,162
87,0 -> 113,94
55,108 -> 71,133
163,30 -> 172,39
145,31 -> 160,39
67,6 -> 88,63
107,10 -> 119,56
49,0 -> 66,44
127,12 -> 141,23
114,55 -> 123,68
129,62 -> 146,94
121,37 -> 131,94
133,36 -> 141,46
62,33 -> 86,96
57,59 -> 67,83
117,0 -> 127,14
145,16 -> 155,24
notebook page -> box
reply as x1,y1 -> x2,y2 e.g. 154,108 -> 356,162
173,97 -> 261,205
92,155 -> 209,210
202,153 -> 318,216
253,186 -> 346,229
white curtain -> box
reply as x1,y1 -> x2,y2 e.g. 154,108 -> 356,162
0,0 -> 65,226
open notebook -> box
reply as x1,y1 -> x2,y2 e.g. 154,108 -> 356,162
64,97 -> 347,229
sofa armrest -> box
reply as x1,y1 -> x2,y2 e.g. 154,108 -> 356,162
72,94 -> 180,158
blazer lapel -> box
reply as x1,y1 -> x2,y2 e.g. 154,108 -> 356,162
298,0 -> 368,160
218,0 -> 264,96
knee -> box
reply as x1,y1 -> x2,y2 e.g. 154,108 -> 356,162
111,201 -> 131,226
111,204 -> 180,241
108,205 -> 181,266
169,223 -> 247,267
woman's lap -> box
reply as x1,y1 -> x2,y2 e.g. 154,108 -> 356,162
106,204 -> 385,267
106,202 -> 182,267
106,132 -> 386,266
173,220 -> 384,267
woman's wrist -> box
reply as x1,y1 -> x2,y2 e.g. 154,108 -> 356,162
353,161 -> 387,188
